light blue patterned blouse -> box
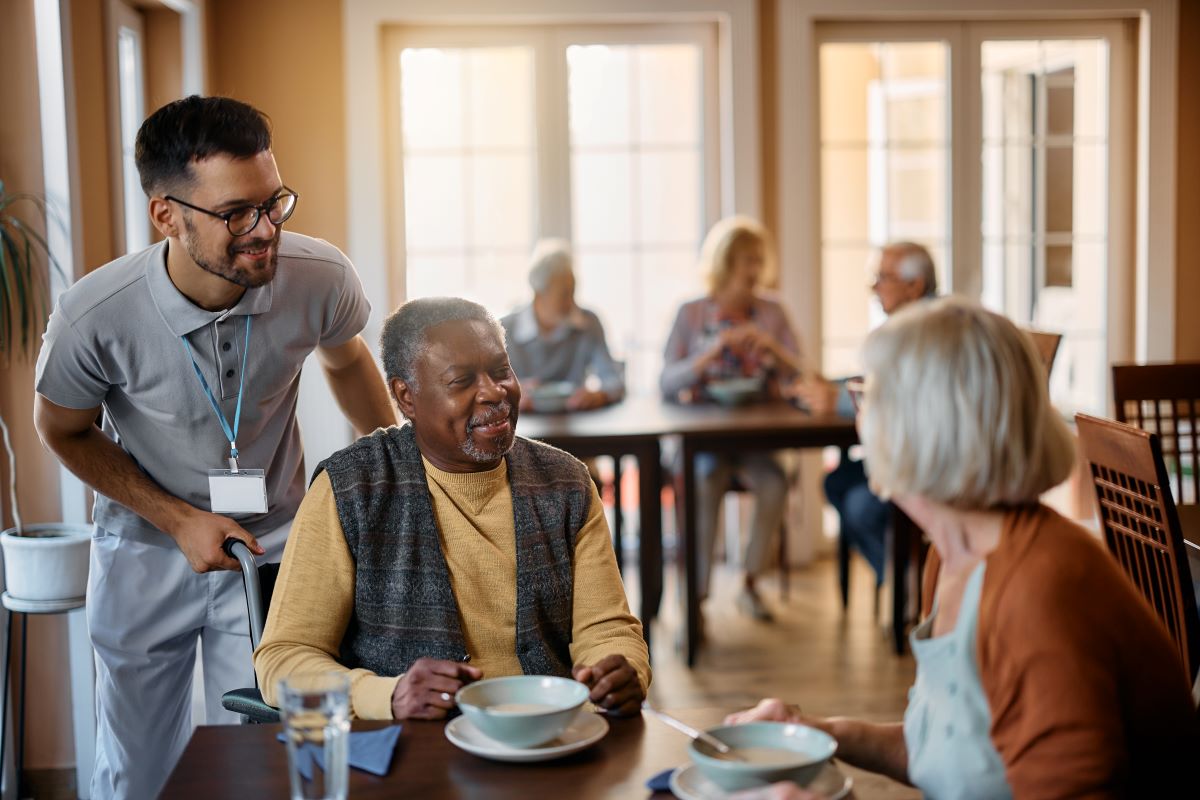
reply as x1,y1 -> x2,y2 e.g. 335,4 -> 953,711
904,562 -> 1012,800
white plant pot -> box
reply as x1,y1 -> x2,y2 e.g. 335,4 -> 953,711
1,523 -> 92,602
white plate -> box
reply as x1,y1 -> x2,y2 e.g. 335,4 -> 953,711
445,711 -> 609,763
669,762 -> 852,800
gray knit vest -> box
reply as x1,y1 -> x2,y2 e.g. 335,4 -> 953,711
315,424 -> 592,678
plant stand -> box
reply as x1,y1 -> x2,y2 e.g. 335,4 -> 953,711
1,592 -> 85,800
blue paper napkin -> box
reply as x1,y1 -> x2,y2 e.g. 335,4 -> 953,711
646,767 -> 675,793
277,725 -> 403,779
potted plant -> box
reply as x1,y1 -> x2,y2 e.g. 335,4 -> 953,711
0,179 -> 91,608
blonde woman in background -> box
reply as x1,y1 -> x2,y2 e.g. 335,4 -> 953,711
661,216 -> 803,623
726,298 -> 1197,799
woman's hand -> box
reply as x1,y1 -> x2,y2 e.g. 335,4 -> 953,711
725,697 -> 805,725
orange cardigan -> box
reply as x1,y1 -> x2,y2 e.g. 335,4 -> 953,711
920,505 -> 1198,798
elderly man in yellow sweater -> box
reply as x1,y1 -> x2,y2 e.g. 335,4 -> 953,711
255,296 -> 650,721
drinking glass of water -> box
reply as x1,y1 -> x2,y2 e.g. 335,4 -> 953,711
279,672 -> 351,800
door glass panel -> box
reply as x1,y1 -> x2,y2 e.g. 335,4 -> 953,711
980,39 -> 1109,414
398,46 -> 536,316
818,41 -> 950,370
568,42 -> 707,395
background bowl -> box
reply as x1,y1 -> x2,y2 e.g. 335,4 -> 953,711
688,722 -> 837,791
456,676 -> 589,748
705,377 -> 764,407
529,381 -> 577,413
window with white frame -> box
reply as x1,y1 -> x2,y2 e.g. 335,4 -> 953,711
388,25 -> 719,395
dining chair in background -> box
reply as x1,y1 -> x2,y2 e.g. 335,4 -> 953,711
1075,413 -> 1200,686
1112,361 -> 1200,507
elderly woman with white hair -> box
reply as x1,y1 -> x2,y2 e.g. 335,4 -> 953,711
500,239 -> 624,412
726,298 -> 1198,799
661,216 -> 803,622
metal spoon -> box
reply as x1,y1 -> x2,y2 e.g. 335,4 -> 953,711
641,702 -> 743,760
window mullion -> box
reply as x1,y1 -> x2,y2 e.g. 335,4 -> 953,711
538,28 -> 572,240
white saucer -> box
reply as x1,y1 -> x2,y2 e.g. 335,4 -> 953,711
669,762 -> 852,800
445,711 -> 609,763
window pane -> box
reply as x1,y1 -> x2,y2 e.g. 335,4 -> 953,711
638,150 -> 702,246
468,48 -> 534,148
637,45 -> 701,145
567,45 -> 632,147
818,40 -> 951,374
403,155 -> 464,249
571,152 -> 632,246
398,45 -> 536,318
568,40 -> 709,395
980,38 -> 1109,413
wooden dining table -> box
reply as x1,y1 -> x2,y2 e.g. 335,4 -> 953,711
518,397 -> 858,666
160,708 -> 910,798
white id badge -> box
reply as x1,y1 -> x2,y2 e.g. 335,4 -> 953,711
208,469 -> 269,514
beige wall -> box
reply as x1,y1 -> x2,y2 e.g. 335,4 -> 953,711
0,0 -> 75,770
1176,1 -> 1200,360
208,0 -> 348,250
144,7 -> 183,119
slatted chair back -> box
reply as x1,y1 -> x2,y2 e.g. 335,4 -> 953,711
1076,413 -> 1200,684
1024,329 -> 1062,383
1112,362 -> 1200,506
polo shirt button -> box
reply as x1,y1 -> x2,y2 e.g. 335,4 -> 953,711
945,723 -> 954,737
225,369 -> 235,378
222,342 -> 232,352
948,682 -> 958,697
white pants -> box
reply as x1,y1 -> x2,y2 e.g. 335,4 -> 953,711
87,522 -> 289,800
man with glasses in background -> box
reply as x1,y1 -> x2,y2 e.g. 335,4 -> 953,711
790,242 -> 937,598
33,95 -> 396,800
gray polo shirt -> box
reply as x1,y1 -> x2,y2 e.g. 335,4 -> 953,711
35,231 -> 370,543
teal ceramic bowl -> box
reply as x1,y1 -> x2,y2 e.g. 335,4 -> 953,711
706,377 -> 764,407
530,381 -> 577,413
455,676 -> 589,748
688,723 -> 837,791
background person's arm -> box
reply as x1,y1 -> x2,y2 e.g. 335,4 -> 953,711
315,335 -> 397,436
33,395 -> 261,572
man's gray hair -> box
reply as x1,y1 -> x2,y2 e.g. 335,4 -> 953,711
888,241 -> 938,297
528,238 -> 574,293
380,297 -> 505,390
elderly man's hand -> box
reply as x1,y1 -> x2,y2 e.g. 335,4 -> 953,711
572,654 -> 643,716
730,783 -> 829,800
391,658 -> 482,720
725,698 -> 804,726
567,388 -> 609,411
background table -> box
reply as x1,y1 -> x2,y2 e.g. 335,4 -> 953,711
519,398 -> 858,666
161,708 -> 919,798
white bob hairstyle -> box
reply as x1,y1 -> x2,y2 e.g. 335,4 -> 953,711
858,296 -> 1075,509
528,238 -> 574,293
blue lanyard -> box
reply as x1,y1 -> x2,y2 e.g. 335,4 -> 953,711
182,316 -> 252,469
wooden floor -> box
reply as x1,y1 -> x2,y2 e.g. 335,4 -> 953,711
640,553 -> 922,798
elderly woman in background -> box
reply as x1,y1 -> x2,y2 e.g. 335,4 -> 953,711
726,298 -> 1198,799
661,216 -> 803,622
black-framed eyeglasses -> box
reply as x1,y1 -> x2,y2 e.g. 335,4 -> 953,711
165,187 -> 299,237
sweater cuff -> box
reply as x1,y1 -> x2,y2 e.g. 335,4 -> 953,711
351,673 -> 402,720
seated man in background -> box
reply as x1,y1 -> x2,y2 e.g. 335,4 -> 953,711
255,297 -> 649,720
790,241 -> 937,590
501,239 -> 624,412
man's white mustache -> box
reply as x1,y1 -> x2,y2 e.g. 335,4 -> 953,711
469,403 -> 513,428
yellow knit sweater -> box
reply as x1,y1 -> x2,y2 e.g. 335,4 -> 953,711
255,457 -> 650,719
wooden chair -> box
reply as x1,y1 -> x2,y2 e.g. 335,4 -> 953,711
1076,413 -> 1200,684
1024,328 -> 1063,381
1112,362 -> 1200,506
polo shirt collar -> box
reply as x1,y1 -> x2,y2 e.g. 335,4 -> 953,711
509,303 -> 587,345
147,240 -> 274,336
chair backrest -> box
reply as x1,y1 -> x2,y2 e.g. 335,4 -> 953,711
1112,361 -> 1200,506
1023,328 -> 1062,383
1076,413 -> 1200,683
